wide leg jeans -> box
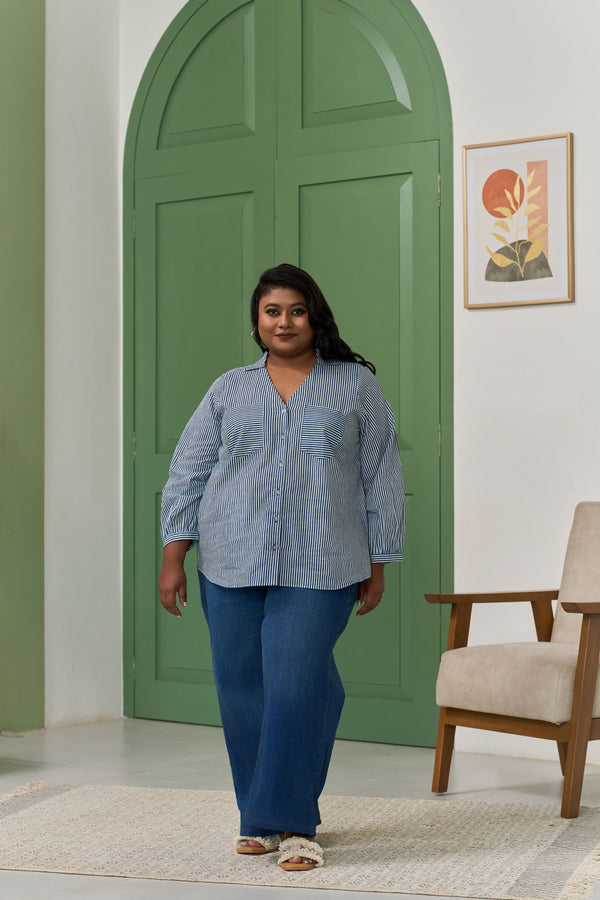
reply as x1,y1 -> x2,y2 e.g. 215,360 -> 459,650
198,572 -> 357,837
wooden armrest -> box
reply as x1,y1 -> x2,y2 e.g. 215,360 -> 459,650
427,590 -> 559,649
425,590 -> 559,605
562,602 -> 600,615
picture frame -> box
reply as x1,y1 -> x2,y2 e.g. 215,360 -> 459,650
463,133 -> 573,309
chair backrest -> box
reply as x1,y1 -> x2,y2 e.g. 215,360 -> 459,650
552,502 -> 600,643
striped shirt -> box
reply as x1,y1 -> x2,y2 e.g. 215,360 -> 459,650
160,352 -> 405,590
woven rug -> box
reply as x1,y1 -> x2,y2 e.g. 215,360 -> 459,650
1,784 -> 600,897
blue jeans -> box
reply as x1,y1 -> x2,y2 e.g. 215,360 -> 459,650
198,572 -> 358,836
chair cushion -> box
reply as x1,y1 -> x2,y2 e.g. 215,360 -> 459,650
436,641 -> 600,724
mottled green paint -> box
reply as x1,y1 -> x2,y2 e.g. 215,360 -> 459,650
0,0 -> 45,732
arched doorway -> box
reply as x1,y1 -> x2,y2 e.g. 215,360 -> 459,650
124,0 -> 453,745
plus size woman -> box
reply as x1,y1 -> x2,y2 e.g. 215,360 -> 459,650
158,263 -> 404,870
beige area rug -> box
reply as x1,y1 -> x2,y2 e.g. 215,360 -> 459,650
1,784 -> 600,897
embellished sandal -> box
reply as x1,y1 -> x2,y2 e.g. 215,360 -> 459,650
234,834 -> 282,855
278,835 -> 324,870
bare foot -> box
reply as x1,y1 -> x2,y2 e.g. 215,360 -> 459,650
282,832 -> 316,866
235,834 -> 281,855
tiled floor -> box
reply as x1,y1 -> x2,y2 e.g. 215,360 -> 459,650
1,719 -> 600,899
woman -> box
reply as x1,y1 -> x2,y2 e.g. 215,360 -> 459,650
158,263 -> 404,870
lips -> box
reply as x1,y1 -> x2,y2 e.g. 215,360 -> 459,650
276,333 -> 296,339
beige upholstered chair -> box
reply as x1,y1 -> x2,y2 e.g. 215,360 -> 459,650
426,502 -> 600,818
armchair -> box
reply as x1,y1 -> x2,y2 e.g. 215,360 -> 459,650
426,502 -> 600,818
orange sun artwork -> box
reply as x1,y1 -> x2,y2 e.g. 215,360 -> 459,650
481,164 -> 551,282
482,169 -> 524,217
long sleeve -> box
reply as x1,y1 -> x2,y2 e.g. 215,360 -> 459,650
358,373 -> 405,561
159,356 -> 402,589
160,380 -> 223,546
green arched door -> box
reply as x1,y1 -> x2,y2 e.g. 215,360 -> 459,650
124,0 -> 453,745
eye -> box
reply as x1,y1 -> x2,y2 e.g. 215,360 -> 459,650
264,308 -> 279,316
292,307 -> 307,316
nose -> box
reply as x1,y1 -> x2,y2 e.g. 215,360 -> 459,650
279,311 -> 292,329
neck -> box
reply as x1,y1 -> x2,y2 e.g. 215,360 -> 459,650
266,348 -> 317,372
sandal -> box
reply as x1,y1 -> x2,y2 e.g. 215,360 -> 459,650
278,835 -> 324,870
234,834 -> 282,855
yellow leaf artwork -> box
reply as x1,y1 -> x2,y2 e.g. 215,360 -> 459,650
482,165 -> 551,282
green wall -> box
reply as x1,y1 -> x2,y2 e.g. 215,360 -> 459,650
0,0 -> 45,731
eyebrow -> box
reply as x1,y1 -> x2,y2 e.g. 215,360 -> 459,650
263,301 -> 307,308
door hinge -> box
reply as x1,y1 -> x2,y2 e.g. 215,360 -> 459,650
437,174 -> 441,207
132,209 -> 136,239
438,424 -> 442,458
132,432 -> 137,460
132,658 -> 136,683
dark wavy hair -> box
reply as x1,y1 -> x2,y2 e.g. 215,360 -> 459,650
250,263 -> 375,374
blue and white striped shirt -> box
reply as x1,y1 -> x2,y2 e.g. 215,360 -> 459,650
160,352 -> 404,590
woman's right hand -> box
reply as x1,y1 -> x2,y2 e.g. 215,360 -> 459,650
158,540 -> 190,617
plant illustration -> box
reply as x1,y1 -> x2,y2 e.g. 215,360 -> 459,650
483,169 -> 549,279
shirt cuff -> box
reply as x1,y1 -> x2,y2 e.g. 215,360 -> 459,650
370,552 -> 403,562
163,532 -> 199,547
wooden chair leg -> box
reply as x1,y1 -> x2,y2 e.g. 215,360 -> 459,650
560,612 -> 600,818
432,708 -> 455,793
557,741 -> 568,776
561,734 -> 589,818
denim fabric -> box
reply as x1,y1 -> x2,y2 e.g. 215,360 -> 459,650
198,571 -> 358,836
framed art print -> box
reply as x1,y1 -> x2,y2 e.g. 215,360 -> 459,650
463,133 -> 573,309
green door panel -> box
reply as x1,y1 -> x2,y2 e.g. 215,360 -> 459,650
276,141 -> 441,742
134,0 -> 276,178
133,162 -> 274,721
158,2 -> 257,148
124,0 -> 453,745
277,0 -> 441,158
135,165 -> 273,452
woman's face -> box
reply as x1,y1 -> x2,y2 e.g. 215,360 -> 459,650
256,287 -> 315,359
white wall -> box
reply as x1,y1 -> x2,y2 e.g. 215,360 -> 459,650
44,0 -> 189,726
45,0 -> 121,724
45,0 -> 600,762
416,0 -> 600,761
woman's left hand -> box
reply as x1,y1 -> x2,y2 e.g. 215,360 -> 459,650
356,563 -> 385,616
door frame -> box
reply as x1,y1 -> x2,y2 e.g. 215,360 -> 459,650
122,0 -> 453,718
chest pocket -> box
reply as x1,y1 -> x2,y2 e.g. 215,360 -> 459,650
222,404 -> 264,456
300,406 -> 347,458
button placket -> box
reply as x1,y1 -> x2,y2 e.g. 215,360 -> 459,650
271,406 -> 288,557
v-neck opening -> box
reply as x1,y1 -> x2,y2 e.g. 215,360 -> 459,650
265,358 -> 317,406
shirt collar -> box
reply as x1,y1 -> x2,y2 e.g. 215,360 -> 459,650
245,352 -> 269,370
245,348 -> 340,370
